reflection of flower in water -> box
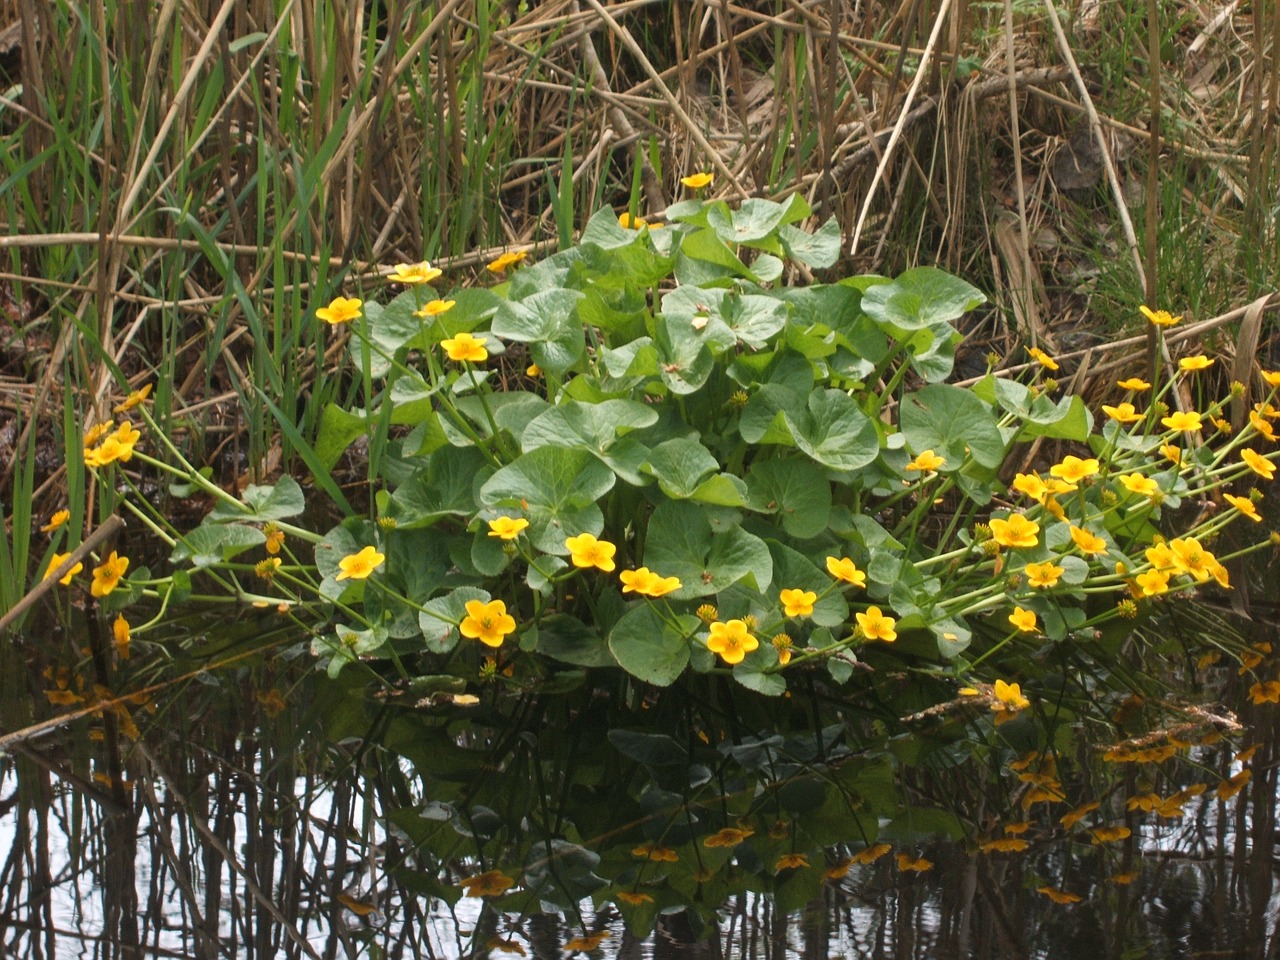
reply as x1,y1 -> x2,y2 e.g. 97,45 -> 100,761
1037,886 -> 1082,904
631,842 -> 678,862
459,870 -> 515,897
703,827 -> 753,848
774,853 -> 810,872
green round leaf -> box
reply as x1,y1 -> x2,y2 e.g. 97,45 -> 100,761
608,604 -> 695,686
480,447 -> 616,554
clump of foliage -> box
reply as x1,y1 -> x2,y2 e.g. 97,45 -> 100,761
44,191 -> 1279,927
57,188 -> 1278,714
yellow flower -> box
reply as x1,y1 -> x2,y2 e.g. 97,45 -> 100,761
460,598 -> 517,647
905,449 -> 945,473
1160,443 -> 1182,464
1024,561 -> 1064,588
486,250 -> 528,274
618,212 -> 649,229
989,514 -> 1040,549
1050,456 -> 1100,484
1117,377 -> 1152,391
526,363 -> 542,377
263,523 -> 285,555
852,843 -> 892,865
1212,556 -> 1234,589
1037,886 -> 1082,904
113,614 -> 131,660
1168,537 -> 1216,582
1119,473 -> 1160,497
1134,569 -> 1170,596
1110,871 -> 1140,885
41,509 -> 71,534
703,826 -> 754,848
616,891 -> 654,906
1179,354 -> 1213,372
1027,347 -> 1059,371
1145,542 -> 1175,569
1060,801 -> 1100,828
707,619 -> 760,665
1212,416 -> 1233,435
43,552 -> 83,585
619,567 -> 682,598
1262,369 -> 1280,388
440,331 -> 489,363
779,587 -> 817,617
414,299 -> 456,317
680,172 -> 714,189
114,383 -> 152,413
255,557 -> 282,580
1249,411 -> 1277,441
696,603 -> 718,623
771,634 -> 793,665
1011,473 -> 1049,502
564,533 -> 617,572
91,551 -> 129,597
114,421 -> 141,458
1139,305 -> 1180,326
775,853 -> 810,872
1242,447 -> 1276,479
1069,526 -> 1107,555
896,853 -> 933,872
84,420 -> 114,447
1161,410 -> 1203,432
316,296 -> 363,325
85,421 -> 142,468
825,556 -> 867,587
388,260 -> 442,285
487,516 -> 530,540
992,679 -> 1030,711
335,545 -> 385,581
1008,607 -> 1038,632
459,870 -> 515,897
1102,402 -> 1144,423
83,440 -> 116,468
856,606 -> 897,643
632,842 -> 679,862
1223,493 -> 1261,522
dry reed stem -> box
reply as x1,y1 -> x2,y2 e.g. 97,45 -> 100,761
2,0 -> 1275,519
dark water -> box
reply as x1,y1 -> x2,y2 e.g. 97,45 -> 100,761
3,616 -> 1279,960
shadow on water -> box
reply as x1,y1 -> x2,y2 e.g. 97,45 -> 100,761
2,610 -> 1279,959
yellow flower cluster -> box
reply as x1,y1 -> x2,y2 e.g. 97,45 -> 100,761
84,421 -> 141,467
1130,536 -> 1229,596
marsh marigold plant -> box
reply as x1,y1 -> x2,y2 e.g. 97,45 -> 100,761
93,200 -> 1278,912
